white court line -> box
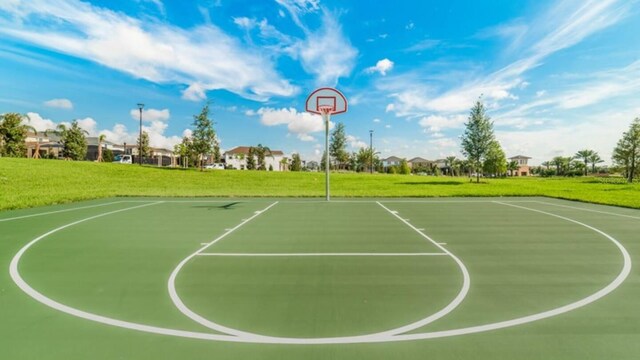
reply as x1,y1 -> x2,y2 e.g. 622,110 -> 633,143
374,202 -> 471,336
0,201 -> 125,222
197,252 -> 447,257
167,202 -> 282,340
532,201 -> 640,220
8,200 -> 633,344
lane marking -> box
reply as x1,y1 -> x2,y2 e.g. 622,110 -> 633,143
196,252 -> 447,257
8,200 -> 632,344
167,202 -> 281,340
375,202 -> 471,336
0,201 -> 125,222
532,201 -> 640,220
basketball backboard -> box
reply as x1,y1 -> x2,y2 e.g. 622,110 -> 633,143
305,87 -> 348,115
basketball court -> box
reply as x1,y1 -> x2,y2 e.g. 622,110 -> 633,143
1,197 -> 638,359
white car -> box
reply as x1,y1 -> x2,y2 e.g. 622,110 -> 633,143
204,163 -> 225,170
113,154 -> 132,164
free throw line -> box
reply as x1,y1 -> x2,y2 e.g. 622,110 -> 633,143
197,252 -> 447,257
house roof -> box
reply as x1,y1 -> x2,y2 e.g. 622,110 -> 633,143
383,156 -> 403,162
509,155 -> 532,159
224,146 -> 284,156
408,157 -> 430,163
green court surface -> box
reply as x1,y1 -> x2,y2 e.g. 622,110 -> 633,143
1,197 -> 639,359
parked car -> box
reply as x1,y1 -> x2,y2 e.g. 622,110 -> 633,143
204,163 -> 225,170
113,154 -> 132,164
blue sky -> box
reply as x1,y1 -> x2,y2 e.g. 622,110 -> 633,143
1,0 -> 639,164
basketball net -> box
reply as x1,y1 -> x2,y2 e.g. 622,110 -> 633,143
318,105 -> 334,115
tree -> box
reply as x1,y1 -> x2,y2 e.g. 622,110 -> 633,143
574,149 -> 595,176
174,136 -> 194,168
252,144 -> 272,170
588,153 -> 604,174
399,158 -> 411,175
0,112 -> 29,157
612,118 -> 640,183
445,156 -> 457,176
191,103 -> 218,170
246,147 -> 256,170
482,140 -> 507,177
290,153 -> 302,171
103,148 -> 114,162
507,160 -> 519,176
96,134 -> 107,162
329,122 -> 349,169
460,100 -> 495,183
137,131 -> 151,159
49,121 -> 88,160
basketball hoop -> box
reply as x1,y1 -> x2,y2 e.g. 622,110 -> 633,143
318,105 -> 334,115
305,87 -> 348,202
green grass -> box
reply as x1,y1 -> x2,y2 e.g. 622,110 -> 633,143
2,199 -> 638,359
2,157 -> 640,211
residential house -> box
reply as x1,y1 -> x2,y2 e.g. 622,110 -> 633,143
408,157 -> 431,170
509,155 -> 532,176
382,156 -> 403,169
224,146 -> 286,171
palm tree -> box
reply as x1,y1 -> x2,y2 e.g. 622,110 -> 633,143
588,153 -> 604,174
551,156 -> 564,175
96,134 -> 106,162
574,149 -> 595,176
541,161 -> 551,170
445,156 -> 457,176
507,160 -> 519,176
23,125 -> 39,159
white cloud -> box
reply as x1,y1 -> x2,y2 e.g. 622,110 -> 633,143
129,108 -> 170,122
25,112 -> 57,131
257,107 -> 331,141
418,114 -> 467,134
0,0 -> 297,101
536,90 -> 547,97
373,118 -> 381,123
233,17 -> 255,29
346,134 -> 367,149
405,39 -> 441,52
275,0 -> 320,31
291,11 -> 358,85
43,98 -> 73,109
383,0 -> 629,117
385,124 -> 391,129
405,22 -> 415,30
366,58 -> 394,76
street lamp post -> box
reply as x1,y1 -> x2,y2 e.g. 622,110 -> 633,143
369,130 -> 374,174
137,103 -> 144,165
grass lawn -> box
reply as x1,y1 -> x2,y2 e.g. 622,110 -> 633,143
1,157 -> 639,210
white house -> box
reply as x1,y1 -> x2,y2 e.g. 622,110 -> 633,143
224,146 -> 286,171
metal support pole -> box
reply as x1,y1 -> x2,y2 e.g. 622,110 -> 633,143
324,112 -> 331,201
137,103 -> 144,165
369,130 -> 373,174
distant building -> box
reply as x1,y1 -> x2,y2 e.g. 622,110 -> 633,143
407,157 -> 431,169
223,146 -> 286,171
382,156 -> 403,169
509,155 -> 532,176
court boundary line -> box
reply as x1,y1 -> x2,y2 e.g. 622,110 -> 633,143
0,201 -> 126,222
196,252 -> 447,257
374,201 -> 471,336
532,201 -> 640,220
169,200 -> 471,342
167,202 -> 282,340
8,199 -> 632,344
